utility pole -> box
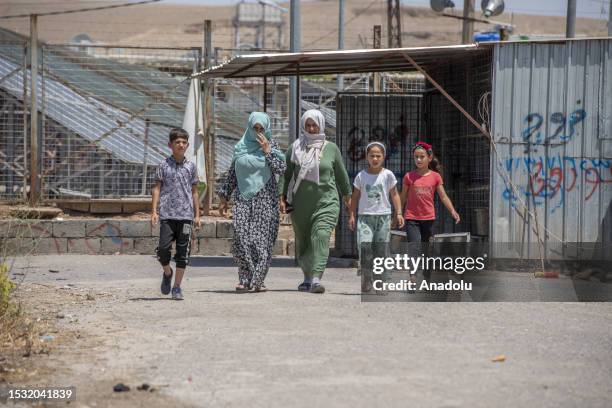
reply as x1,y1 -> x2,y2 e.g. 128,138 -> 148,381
289,0 -> 300,141
203,19 -> 213,214
461,0 -> 474,44
608,0 -> 612,37
29,14 -> 39,206
337,0 -> 344,91
566,0 -> 576,38
373,25 -> 381,92
260,2 -> 266,48
387,0 -> 402,48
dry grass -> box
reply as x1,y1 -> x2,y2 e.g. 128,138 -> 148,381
0,220 -> 47,381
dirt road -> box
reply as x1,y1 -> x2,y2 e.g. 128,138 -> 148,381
4,255 -> 612,408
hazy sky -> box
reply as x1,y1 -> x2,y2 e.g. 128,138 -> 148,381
163,0 -> 610,19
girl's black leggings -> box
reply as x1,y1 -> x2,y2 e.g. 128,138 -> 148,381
404,219 -> 434,242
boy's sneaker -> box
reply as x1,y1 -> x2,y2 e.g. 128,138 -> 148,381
161,268 -> 173,295
171,286 -> 184,300
297,282 -> 311,292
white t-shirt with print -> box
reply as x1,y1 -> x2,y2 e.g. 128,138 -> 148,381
353,168 -> 397,215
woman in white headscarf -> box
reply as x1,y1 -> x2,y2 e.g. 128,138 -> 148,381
279,109 -> 351,294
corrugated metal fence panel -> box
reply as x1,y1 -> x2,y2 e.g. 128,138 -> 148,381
490,39 -> 612,258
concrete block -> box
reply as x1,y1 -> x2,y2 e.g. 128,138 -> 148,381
27,221 -> 54,238
100,237 -> 133,254
134,238 -> 158,254
1,238 -> 37,255
33,238 -> 67,254
198,238 -> 232,256
0,221 -> 12,237
216,220 -> 234,238
53,220 -> 86,238
272,239 -> 287,256
195,219 -> 216,238
190,237 -> 198,254
287,239 -> 295,257
0,220 -> 52,238
86,220 -> 121,237
120,220 -> 155,237
67,238 -> 102,254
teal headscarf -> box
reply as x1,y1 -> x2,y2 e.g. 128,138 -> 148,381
232,112 -> 285,200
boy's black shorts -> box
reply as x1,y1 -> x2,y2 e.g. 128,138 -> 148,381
156,219 -> 193,269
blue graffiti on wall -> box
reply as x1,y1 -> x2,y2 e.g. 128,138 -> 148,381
521,108 -> 586,152
501,154 -> 612,213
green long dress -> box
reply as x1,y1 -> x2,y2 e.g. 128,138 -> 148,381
279,142 -> 351,279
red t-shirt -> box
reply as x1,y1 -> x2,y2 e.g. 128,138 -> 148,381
403,171 -> 443,220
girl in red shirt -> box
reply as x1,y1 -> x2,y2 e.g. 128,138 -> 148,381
400,141 -> 460,244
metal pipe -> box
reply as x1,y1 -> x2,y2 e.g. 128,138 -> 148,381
461,0 -> 474,44
141,119 -> 150,195
337,0 -> 344,91
289,0 -> 300,142
608,0 -> 612,37
566,0 -> 576,38
263,76 -> 268,112
29,14 -> 39,206
22,43 -> 28,201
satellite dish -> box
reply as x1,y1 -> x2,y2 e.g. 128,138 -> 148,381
430,0 -> 455,13
481,0 -> 504,18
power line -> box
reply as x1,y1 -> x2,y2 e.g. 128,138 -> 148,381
1,1 -> 126,5
302,0 -> 382,49
0,0 -> 162,20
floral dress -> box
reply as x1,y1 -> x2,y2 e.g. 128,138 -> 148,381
216,140 -> 286,289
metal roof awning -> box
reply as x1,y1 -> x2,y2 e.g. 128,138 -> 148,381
196,43 -> 493,79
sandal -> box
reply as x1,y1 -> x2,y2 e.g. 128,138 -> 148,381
235,284 -> 248,293
249,285 -> 268,293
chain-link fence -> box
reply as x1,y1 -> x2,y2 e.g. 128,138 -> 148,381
39,44 -> 201,201
424,51 -> 492,238
1,41 -> 201,204
0,41 -> 28,203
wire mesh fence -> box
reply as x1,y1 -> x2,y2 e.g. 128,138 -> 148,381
425,51 -> 492,239
0,41 -> 28,203
39,44 -> 201,201
335,86 -> 425,257
213,76 -> 290,178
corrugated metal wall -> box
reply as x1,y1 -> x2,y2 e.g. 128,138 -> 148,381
490,39 -> 612,259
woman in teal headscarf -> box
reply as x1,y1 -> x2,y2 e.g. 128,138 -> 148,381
217,112 -> 286,292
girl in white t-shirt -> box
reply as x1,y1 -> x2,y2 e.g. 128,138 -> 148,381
349,142 -> 404,292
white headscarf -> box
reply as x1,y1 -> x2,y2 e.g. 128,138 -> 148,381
291,109 -> 327,193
